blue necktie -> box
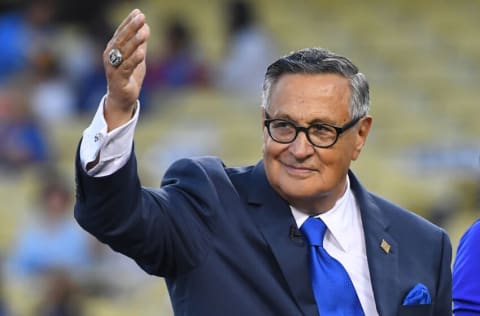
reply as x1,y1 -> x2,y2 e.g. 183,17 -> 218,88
301,217 -> 365,316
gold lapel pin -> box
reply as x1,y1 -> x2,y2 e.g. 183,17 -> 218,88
380,239 -> 391,254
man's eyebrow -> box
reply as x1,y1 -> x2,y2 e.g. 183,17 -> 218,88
269,112 -> 294,120
269,112 -> 335,125
265,111 -> 342,126
267,112 -> 303,123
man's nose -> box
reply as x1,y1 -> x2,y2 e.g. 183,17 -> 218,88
288,131 -> 314,158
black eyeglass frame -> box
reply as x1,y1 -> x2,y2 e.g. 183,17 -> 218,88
263,113 -> 364,148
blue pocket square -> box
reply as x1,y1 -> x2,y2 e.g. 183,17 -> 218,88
402,283 -> 431,305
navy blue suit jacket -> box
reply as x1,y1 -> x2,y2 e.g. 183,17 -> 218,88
75,151 -> 452,316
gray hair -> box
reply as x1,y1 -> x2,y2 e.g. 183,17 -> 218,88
261,47 -> 370,119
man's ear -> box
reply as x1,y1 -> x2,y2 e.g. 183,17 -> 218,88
352,116 -> 373,161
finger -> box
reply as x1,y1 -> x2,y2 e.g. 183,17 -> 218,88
119,41 -> 147,74
103,16 -> 146,70
120,23 -> 150,60
113,13 -> 145,51
113,8 -> 141,37
108,40 -> 147,80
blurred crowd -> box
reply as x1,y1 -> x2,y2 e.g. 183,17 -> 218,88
0,0 -> 278,314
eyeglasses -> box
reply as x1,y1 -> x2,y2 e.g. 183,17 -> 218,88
263,113 -> 363,148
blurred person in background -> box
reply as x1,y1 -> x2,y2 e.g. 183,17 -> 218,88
215,0 -> 278,100
68,3 -> 118,116
453,219 -> 480,315
144,16 -> 209,90
74,9 -> 452,316
29,48 -> 76,124
0,85 -> 49,173
141,15 -> 210,112
0,0 -> 57,83
7,173 -> 92,279
74,45 -> 116,116
6,168 -> 147,302
35,269 -> 84,316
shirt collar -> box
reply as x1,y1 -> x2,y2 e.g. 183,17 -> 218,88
291,175 -> 355,252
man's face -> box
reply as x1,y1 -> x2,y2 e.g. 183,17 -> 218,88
262,73 -> 372,212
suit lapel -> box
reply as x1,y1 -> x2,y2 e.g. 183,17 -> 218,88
247,161 -> 318,316
350,171 -> 401,316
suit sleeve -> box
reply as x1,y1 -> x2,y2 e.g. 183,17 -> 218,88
453,220 -> 480,315
74,145 -> 222,277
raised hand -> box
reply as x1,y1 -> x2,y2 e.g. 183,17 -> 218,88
103,9 -> 150,131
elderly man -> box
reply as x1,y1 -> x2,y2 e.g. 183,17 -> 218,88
75,9 -> 452,316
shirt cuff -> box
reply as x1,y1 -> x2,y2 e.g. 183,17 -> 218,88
79,95 -> 140,177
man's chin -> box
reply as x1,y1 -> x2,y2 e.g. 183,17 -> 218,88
275,183 -> 335,211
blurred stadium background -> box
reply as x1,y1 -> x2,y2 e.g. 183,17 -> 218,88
1,0 -> 479,315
